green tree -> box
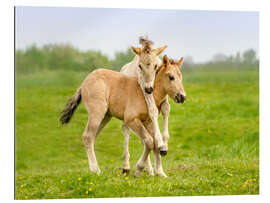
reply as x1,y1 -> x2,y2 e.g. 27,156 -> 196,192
243,49 -> 256,65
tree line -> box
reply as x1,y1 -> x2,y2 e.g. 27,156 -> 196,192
16,44 -> 259,74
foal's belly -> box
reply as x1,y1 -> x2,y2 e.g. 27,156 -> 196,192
107,100 -> 125,121
108,108 -> 124,121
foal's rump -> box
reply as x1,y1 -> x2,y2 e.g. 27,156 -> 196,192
60,69 -> 110,125
60,68 -> 143,124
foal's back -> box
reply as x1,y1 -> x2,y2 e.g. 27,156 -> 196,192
81,69 -> 148,121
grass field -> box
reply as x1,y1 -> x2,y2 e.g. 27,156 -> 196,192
15,67 -> 259,199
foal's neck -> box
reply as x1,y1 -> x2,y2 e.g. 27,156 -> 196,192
153,68 -> 167,108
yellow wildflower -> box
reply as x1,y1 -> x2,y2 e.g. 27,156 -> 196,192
253,178 -> 256,182
90,182 -> 93,185
20,184 -> 24,188
125,177 -> 128,180
89,188 -> 93,192
85,191 -> 88,195
78,177 -> 82,181
225,185 -> 229,188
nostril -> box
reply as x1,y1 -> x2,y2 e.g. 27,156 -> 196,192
180,94 -> 184,100
175,93 -> 180,102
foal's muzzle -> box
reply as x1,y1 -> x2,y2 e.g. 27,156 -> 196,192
145,87 -> 153,94
175,93 -> 186,103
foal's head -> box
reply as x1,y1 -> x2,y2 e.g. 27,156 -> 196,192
158,55 -> 186,103
131,37 -> 167,94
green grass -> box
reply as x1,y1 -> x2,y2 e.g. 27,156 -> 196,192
15,67 -> 259,199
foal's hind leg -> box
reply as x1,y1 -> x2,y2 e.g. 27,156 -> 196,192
82,103 -> 108,175
122,122 -> 131,173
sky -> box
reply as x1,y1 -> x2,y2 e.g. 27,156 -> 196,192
16,7 -> 259,63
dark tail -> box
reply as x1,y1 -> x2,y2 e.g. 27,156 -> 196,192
60,88 -> 82,125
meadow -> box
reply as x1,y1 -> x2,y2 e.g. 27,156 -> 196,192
15,67 -> 259,199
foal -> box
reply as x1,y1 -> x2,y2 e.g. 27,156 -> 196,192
120,37 -> 174,174
121,37 -> 168,155
60,55 -> 185,177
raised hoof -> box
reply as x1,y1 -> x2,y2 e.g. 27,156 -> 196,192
159,145 -> 168,156
160,150 -> 167,156
122,169 -> 130,174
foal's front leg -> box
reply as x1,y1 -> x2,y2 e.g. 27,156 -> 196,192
125,118 -> 154,176
160,96 -> 170,151
134,143 -> 151,177
121,122 -> 154,175
153,147 -> 167,177
143,92 -> 167,155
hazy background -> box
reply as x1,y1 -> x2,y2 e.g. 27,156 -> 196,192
16,7 -> 258,64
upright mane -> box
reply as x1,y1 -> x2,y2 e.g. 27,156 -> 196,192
139,36 -> 154,54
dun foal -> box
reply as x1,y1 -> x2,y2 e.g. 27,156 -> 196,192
120,37 -> 174,174
60,55 -> 186,177
121,37 -> 168,155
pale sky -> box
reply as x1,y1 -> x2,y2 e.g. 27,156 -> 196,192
16,7 -> 259,63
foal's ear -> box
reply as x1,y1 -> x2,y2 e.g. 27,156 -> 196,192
162,54 -> 169,66
131,46 -> 142,55
177,57 -> 184,69
154,45 -> 167,56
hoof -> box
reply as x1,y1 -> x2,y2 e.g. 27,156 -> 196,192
159,146 -> 168,156
160,150 -> 167,156
145,169 -> 154,176
157,172 -> 168,178
134,170 -> 141,177
122,169 -> 130,174
90,165 -> 101,175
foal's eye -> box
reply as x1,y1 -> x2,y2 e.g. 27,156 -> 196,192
139,64 -> 142,70
154,64 -> 158,70
169,75 -> 175,81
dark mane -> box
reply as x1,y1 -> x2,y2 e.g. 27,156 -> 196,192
139,36 -> 154,54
